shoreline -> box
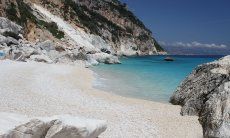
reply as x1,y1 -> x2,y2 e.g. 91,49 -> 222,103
90,68 -> 172,104
0,60 -> 202,137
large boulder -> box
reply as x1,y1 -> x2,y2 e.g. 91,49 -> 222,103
19,44 -> 40,58
0,17 -> 22,35
37,40 -> 55,52
29,54 -> 53,63
44,115 -> 107,138
0,35 -> 19,46
88,53 -> 121,64
170,55 -> 230,138
73,48 -> 88,61
0,113 -> 107,138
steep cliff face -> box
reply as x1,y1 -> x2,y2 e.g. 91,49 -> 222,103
71,0 -> 164,55
0,0 -> 165,57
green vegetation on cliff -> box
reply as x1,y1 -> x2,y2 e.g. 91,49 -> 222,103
5,0 -> 164,53
106,1 -> 151,34
154,41 -> 164,52
61,0 -> 124,42
6,0 -> 64,39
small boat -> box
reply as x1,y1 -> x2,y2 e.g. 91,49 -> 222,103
164,56 -> 174,61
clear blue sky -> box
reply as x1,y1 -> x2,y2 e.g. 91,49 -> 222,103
120,0 -> 230,54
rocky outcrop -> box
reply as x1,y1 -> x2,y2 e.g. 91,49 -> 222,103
34,0 -> 165,55
88,53 -> 121,65
0,17 -> 121,65
170,56 -> 230,138
0,17 -> 22,35
0,0 -> 165,57
0,112 -> 107,138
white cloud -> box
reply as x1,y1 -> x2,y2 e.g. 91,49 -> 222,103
159,41 -> 228,49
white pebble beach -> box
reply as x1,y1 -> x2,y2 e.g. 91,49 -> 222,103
0,60 -> 202,138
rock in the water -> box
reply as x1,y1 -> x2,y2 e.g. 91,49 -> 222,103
0,113 -> 107,138
170,55 -> 230,138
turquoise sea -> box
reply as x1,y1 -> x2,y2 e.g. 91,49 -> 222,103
92,55 -> 223,103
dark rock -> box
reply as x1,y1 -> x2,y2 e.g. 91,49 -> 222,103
164,57 -> 174,61
13,52 -> 25,61
101,48 -> 111,54
2,31 -> 21,40
75,52 -> 88,61
55,45 -> 65,52
0,35 -> 19,46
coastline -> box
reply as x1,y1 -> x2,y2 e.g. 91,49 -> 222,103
0,60 -> 202,137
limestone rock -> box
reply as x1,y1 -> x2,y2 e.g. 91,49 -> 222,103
20,45 -> 40,58
88,53 -> 121,64
45,115 -> 107,138
5,37 -> 19,45
0,17 -> 121,65
37,40 -> 55,52
5,119 -> 53,138
0,35 -> 6,45
170,55 -> 230,137
0,113 -> 107,138
75,52 -> 88,61
0,35 -> 19,46
29,54 -> 53,63
13,51 -> 25,61
0,17 -> 22,35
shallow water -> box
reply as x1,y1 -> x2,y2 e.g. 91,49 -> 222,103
92,55 -> 223,103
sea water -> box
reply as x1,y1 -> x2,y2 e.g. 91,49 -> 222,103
92,55 -> 223,103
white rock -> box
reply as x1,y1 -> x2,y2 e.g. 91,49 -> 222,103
37,40 -> 55,52
0,112 -> 29,135
33,4 -> 111,53
0,113 -> 107,138
118,40 -> 138,56
44,115 -> 107,138
19,45 -> 39,57
87,58 -> 99,66
47,50 -> 62,61
29,54 -> 53,63
0,35 -> 6,44
0,17 -> 22,35
88,53 -> 120,64
211,67 -> 229,75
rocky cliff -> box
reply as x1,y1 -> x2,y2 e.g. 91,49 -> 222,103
170,56 -> 230,138
0,0 -> 165,61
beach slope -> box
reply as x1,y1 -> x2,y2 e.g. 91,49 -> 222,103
0,60 -> 202,138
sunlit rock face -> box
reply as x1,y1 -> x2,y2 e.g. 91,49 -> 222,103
0,0 -> 165,57
0,113 -> 107,138
170,56 -> 230,138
